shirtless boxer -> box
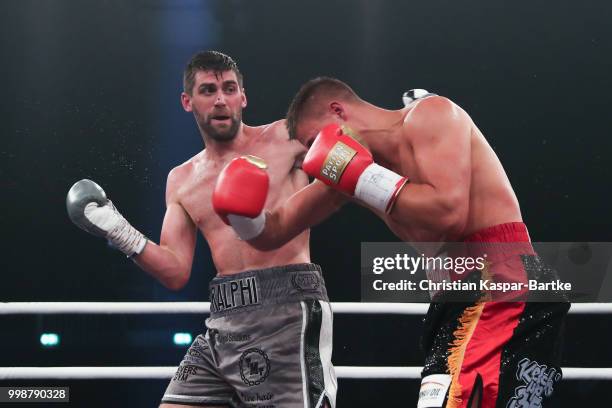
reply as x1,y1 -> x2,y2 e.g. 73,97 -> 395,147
214,78 -> 569,408
66,52 -> 336,408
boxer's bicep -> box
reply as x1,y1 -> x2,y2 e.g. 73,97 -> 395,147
391,97 -> 471,234
410,99 -> 471,208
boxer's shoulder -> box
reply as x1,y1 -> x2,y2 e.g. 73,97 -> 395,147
405,95 -> 454,121
165,151 -> 206,202
168,151 -> 203,180
251,120 -> 302,158
254,119 -> 289,141
403,96 -> 468,137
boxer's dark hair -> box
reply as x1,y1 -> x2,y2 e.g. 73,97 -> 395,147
286,77 -> 359,139
183,51 -> 243,95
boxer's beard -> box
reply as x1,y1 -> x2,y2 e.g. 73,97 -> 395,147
197,110 -> 242,142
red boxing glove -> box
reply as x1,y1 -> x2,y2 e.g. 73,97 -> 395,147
302,124 -> 408,213
213,155 -> 269,239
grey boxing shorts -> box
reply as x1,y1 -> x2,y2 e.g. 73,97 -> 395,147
161,263 -> 337,408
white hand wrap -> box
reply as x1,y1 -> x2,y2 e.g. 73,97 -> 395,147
227,212 -> 266,241
84,201 -> 147,257
354,163 -> 408,213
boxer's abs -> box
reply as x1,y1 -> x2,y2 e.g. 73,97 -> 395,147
207,226 -> 311,275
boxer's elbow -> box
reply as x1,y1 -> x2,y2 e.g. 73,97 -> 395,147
162,275 -> 188,291
161,267 -> 191,291
437,211 -> 465,239
136,243 -> 192,290
436,195 -> 468,238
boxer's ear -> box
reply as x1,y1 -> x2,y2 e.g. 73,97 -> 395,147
241,88 -> 247,108
330,101 -> 348,121
181,92 -> 192,112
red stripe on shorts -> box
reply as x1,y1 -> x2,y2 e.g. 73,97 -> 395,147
455,302 -> 525,407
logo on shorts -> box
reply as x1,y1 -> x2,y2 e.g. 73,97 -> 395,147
184,341 -> 207,364
506,358 -> 561,408
217,332 -> 251,344
291,272 -> 320,292
210,276 -> 260,313
173,364 -> 198,382
239,348 -> 271,386
240,391 -> 274,403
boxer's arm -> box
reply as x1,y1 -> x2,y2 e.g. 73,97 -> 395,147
391,96 -> 471,238
249,180 -> 347,250
133,169 -> 197,290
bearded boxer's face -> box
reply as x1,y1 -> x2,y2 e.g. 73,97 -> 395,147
182,70 -> 246,142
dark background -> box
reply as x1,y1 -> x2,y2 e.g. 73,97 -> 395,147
1,0 -> 611,406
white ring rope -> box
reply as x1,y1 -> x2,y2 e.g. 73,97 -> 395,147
1,302 -> 611,381
0,366 -> 610,380
0,302 -> 610,315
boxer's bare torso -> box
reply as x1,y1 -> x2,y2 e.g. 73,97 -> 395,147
166,121 -> 310,275
257,95 -> 525,250
365,96 -> 523,242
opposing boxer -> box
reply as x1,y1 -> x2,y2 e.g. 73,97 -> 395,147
67,53 -> 336,408
214,78 -> 569,408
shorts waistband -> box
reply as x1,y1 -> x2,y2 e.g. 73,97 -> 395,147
445,222 -> 535,260
462,222 -> 531,243
209,263 -> 328,317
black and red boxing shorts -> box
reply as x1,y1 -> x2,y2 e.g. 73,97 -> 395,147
419,222 -> 570,408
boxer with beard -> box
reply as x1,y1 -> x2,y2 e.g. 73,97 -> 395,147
66,52 -> 337,408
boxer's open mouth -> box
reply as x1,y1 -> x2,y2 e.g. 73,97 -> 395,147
211,115 -> 231,124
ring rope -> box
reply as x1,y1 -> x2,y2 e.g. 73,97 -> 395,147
0,302 -> 609,315
0,366 -> 610,380
1,302 -> 609,380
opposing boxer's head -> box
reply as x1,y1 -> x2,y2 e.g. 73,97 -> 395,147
181,51 -> 246,143
286,77 -> 361,147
